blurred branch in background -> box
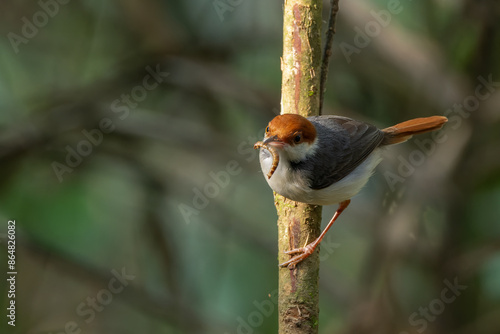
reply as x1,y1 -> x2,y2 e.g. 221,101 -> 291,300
320,0 -> 340,114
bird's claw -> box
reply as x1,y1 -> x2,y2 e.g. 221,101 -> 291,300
279,243 -> 316,268
284,247 -> 305,255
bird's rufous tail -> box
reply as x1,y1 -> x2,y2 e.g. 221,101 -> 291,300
381,116 -> 448,145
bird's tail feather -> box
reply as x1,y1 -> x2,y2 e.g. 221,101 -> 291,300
381,116 -> 448,145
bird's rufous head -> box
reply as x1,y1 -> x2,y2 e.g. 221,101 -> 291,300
262,114 -> 317,161
264,114 -> 317,146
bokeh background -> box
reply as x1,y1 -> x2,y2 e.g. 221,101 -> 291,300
1,0 -> 500,333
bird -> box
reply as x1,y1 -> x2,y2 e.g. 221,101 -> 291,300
256,113 -> 448,268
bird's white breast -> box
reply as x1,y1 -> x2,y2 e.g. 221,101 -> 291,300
259,149 -> 382,205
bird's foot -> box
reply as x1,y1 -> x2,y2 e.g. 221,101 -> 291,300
279,241 -> 317,269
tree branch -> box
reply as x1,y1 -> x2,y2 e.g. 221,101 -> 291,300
278,1 -> 323,333
319,0 -> 340,114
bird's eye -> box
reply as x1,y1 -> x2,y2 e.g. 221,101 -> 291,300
266,126 -> 270,133
293,134 -> 302,143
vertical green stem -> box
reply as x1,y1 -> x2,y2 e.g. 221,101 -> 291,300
277,1 -> 323,333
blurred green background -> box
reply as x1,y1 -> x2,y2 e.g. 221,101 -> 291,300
0,0 -> 499,333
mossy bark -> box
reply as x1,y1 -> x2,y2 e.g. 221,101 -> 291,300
277,1 -> 323,333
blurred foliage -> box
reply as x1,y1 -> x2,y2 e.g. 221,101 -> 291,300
0,0 -> 499,333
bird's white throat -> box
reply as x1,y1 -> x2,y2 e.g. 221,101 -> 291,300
281,138 -> 319,162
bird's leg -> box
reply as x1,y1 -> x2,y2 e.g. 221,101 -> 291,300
279,199 -> 350,268
284,233 -> 311,256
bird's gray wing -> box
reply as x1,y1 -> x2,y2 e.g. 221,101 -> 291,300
303,116 -> 385,189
